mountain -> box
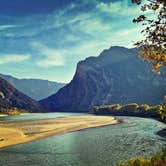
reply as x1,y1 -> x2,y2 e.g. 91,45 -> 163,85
0,77 -> 42,113
40,46 -> 166,112
0,74 -> 65,100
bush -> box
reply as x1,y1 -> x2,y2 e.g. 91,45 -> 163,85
92,103 -> 165,121
117,149 -> 166,166
92,104 -> 122,114
121,103 -> 139,113
137,104 -> 150,112
147,105 -> 161,116
0,107 -> 27,116
106,104 -> 122,111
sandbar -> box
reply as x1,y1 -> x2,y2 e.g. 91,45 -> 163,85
0,116 -> 118,148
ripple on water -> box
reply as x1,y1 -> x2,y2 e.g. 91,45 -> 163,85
0,115 -> 165,166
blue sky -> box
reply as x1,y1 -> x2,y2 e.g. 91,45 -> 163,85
0,0 -> 144,83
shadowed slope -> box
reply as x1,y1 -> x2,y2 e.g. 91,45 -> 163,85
40,46 -> 166,112
0,77 -> 42,113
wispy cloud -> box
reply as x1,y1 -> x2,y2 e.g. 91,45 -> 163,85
96,1 -> 140,16
32,42 -> 65,68
0,0 -> 145,82
0,24 -> 23,31
0,54 -> 30,64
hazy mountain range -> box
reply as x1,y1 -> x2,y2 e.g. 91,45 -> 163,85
0,74 -> 65,100
40,46 -> 166,112
0,77 -> 42,113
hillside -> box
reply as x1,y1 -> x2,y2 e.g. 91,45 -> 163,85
40,46 -> 166,112
0,77 -> 42,113
0,74 -> 65,100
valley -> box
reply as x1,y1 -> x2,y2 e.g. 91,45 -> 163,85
0,0 -> 166,165
0,45 -> 166,166
0,73 -> 65,100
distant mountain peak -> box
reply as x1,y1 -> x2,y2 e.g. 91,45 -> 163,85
40,46 -> 166,112
0,73 -> 65,100
0,77 -> 42,113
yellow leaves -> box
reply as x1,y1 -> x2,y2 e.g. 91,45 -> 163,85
139,46 -> 166,73
152,4 -> 160,10
152,63 -> 162,75
163,96 -> 166,111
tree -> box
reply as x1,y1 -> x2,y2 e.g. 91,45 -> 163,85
132,0 -> 166,74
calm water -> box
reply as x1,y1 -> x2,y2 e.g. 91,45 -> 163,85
0,113 -> 166,166
0,112 -> 85,121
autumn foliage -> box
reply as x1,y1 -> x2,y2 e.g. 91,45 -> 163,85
117,148 -> 166,166
139,46 -> 166,74
132,0 -> 166,73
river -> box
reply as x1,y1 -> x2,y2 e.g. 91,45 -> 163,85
0,113 -> 165,166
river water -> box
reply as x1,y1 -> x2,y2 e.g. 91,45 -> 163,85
0,113 -> 166,166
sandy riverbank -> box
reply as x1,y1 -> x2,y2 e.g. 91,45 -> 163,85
0,114 -> 8,117
0,116 -> 118,148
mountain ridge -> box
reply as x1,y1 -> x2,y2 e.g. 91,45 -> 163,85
0,73 -> 65,100
0,77 -> 42,113
40,46 -> 166,112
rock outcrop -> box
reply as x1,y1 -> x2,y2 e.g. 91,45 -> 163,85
0,77 -> 42,113
40,46 -> 166,112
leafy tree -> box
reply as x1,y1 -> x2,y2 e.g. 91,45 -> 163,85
132,0 -> 166,74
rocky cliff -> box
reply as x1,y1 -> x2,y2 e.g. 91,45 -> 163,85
40,46 -> 166,112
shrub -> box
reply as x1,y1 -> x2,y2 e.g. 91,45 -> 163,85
137,104 -> 150,112
117,149 -> 166,166
121,103 -> 139,113
92,103 -> 165,121
0,107 -> 27,116
106,104 -> 122,111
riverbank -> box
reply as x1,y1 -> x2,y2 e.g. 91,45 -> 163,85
0,116 -> 118,148
0,114 -> 8,117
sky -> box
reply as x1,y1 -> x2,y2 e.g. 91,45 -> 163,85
0,0 -> 144,83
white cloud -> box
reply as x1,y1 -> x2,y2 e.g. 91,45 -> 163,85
28,1 -> 146,70
37,54 -> 64,68
0,54 -> 30,64
76,17 -> 111,34
0,25 -> 21,31
65,41 -> 108,57
62,26 -> 144,58
32,42 -> 65,68
101,26 -> 144,48
96,1 -> 140,16
97,2 -> 122,13
116,26 -> 143,38
96,0 -> 153,19
64,34 -> 80,42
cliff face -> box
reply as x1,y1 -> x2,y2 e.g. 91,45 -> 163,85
0,77 -> 42,113
40,46 -> 166,112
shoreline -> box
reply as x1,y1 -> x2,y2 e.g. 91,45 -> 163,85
0,114 -> 8,117
0,116 -> 118,149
